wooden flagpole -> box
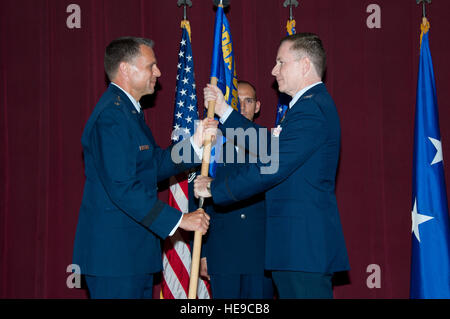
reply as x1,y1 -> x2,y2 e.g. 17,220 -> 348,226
188,77 -> 217,299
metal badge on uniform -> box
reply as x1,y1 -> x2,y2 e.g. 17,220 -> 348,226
139,145 -> 150,151
188,171 -> 197,183
303,94 -> 313,99
273,125 -> 283,138
115,95 -> 121,106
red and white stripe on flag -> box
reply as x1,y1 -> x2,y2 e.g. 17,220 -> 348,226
161,173 -> 211,299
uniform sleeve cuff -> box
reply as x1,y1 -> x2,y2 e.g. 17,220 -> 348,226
168,214 -> 183,236
219,106 -> 234,124
190,136 -> 203,160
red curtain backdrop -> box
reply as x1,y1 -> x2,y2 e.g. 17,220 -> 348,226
1,0 -> 449,298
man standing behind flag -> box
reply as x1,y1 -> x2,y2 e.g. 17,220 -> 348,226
190,81 -> 274,299
161,20 -> 211,300
72,37 -> 215,299
410,17 -> 450,299
195,33 -> 350,299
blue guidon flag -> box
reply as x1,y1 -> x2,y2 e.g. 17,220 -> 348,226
410,18 -> 450,299
208,3 -> 240,177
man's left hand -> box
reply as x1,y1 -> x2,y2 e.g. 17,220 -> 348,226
194,176 -> 213,198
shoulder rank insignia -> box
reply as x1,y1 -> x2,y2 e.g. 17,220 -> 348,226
114,95 -> 121,106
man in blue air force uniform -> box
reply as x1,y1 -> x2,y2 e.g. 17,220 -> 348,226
73,37 -> 216,299
195,33 -> 349,299
190,81 -> 273,299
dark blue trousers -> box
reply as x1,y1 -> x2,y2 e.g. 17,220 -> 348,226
271,271 -> 333,299
85,274 -> 154,299
209,273 -> 274,299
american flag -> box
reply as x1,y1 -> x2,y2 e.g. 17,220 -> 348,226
161,21 -> 211,299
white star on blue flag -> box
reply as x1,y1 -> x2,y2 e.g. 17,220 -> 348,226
410,23 -> 450,299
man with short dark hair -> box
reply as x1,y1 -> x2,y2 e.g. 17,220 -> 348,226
195,33 -> 349,299
73,37 -> 216,299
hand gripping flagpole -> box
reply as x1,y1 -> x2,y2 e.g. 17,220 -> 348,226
188,0 -> 230,300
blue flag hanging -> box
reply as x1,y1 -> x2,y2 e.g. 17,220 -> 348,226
410,18 -> 450,299
208,5 -> 240,177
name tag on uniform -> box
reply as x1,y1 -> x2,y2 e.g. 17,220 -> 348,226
139,145 -> 150,151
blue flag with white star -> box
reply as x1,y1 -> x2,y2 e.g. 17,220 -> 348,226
410,19 -> 450,299
171,23 -> 199,144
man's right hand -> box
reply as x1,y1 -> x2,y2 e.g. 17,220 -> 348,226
203,84 -> 229,118
179,208 -> 210,235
